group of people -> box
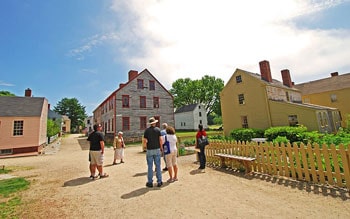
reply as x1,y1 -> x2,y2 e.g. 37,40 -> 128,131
143,118 -> 179,187
87,117 -> 208,187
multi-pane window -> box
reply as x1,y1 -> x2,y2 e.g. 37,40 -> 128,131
288,115 -> 298,126
140,117 -> 147,129
13,120 -> 24,136
122,117 -> 130,130
238,94 -> 245,105
0,149 -> 12,155
140,96 -> 146,108
137,79 -> 144,89
236,75 -> 242,83
153,97 -> 159,108
149,80 -> 155,90
122,95 -> 129,108
241,116 -> 248,128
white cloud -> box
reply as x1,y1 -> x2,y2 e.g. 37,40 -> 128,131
0,81 -> 14,86
108,0 -> 350,87
68,33 -> 120,60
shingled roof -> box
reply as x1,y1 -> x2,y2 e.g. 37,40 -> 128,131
294,73 -> 350,95
175,103 -> 198,114
0,96 -> 46,117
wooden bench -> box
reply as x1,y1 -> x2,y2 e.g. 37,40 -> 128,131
214,153 -> 256,174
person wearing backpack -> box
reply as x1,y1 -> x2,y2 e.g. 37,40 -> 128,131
196,124 -> 208,170
162,126 -> 178,183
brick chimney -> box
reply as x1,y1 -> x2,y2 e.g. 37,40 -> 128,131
128,70 -> 138,81
25,88 -> 32,97
119,83 -> 126,89
259,60 -> 272,82
331,72 -> 338,77
281,69 -> 293,87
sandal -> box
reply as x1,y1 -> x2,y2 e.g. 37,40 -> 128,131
99,173 -> 109,178
167,178 -> 174,183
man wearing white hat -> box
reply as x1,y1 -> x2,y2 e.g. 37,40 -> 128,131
143,117 -> 163,188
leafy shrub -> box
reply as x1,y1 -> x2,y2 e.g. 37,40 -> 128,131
182,139 -> 195,146
264,126 -> 308,143
230,128 -> 263,142
273,136 -> 289,145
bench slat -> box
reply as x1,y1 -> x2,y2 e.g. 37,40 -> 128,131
215,153 -> 256,161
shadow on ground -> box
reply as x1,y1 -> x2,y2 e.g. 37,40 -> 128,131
121,183 -> 170,199
210,165 -> 350,201
63,177 -> 94,187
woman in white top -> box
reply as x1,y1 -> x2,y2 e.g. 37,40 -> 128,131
162,126 -> 178,183
113,131 -> 125,165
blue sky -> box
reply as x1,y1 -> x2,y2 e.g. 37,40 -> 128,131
1,0 -> 350,116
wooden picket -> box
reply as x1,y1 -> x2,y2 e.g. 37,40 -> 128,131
206,140 -> 350,190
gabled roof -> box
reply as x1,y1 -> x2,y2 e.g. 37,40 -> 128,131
95,69 -> 173,112
175,103 -> 198,113
237,68 -> 299,91
271,99 -> 337,110
0,96 -> 46,117
48,109 -> 62,119
294,73 -> 350,95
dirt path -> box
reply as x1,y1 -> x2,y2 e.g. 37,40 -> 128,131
2,134 -> 350,218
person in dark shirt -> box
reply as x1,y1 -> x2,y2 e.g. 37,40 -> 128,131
143,117 -> 163,187
196,124 -> 207,170
87,124 -> 109,179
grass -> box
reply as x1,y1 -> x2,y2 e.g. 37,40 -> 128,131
0,167 -> 31,219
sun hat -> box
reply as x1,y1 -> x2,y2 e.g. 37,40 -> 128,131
118,131 -> 123,135
148,117 -> 158,124
93,124 -> 102,131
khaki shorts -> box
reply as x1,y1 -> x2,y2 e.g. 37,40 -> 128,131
90,151 -> 104,166
165,151 -> 177,167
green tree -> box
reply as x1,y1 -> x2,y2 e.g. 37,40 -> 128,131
170,75 -> 224,116
53,98 -> 87,132
0,90 -> 15,96
47,119 -> 61,137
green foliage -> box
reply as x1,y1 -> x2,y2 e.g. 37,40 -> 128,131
230,128 -> 254,142
53,98 -> 87,133
182,139 -> 196,146
0,90 -> 15,96
0,178 -> 29,198
0,169 -> 11,174
264,126 -> 308,143
0,196 -> 21,219
47,119 -> 61,137
273,136 -> 289,145
170,75 -> 224,116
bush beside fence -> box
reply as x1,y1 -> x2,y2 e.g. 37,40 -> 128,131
206,140 -> 350,190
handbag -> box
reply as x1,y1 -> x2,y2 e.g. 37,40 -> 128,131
163,135 -> 171,155
198,135 -> 209,147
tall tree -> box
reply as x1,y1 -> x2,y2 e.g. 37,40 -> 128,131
170,75 -> 224,116
53,98 -> 87,132
0,90 -> 15,96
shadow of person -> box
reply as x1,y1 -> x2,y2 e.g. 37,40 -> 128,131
190,169 -> 206,175
63,177 -> 94,187
121,182 -> 170,199
121,188 -> 149,199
